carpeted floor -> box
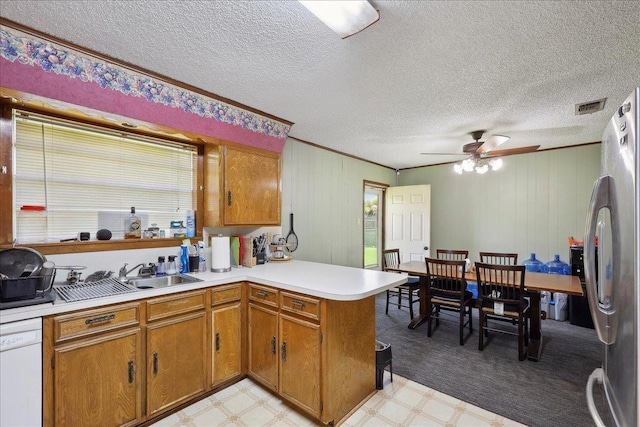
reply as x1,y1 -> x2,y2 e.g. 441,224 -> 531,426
375,293 -> 609,427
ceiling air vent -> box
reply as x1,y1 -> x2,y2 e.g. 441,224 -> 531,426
575,98 -> 606,115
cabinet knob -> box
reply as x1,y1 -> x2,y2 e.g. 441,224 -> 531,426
270,336 -> 276,355
215,332 -> 221,351
227,191 -> 232,207
281,341 -> 287,361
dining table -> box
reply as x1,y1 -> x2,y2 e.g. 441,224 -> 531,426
385,260 -> 584,361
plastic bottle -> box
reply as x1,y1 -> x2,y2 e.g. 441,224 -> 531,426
124,206 -> 142,239
180,244 -> 189,274
186,210 -> 195,238
523,253 -> 544,272
198,241 -> 206,272
156,256 -> 166,276
166,255 -> 178,275
544,254 -> 570,275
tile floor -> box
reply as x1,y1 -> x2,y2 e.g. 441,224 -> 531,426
150,372 -> 526,427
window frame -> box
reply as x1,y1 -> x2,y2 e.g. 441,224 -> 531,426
0,100 -> 208,256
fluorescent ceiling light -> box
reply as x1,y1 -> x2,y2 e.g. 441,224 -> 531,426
299,1 -> 380,39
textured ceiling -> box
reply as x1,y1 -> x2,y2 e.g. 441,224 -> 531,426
1,0 -> 639,169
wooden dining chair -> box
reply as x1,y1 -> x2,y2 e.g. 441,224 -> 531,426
436,249 -> 469,261
382,249 -> 420,320
479,252 -> 518,265
425,257 -> 474,345
475,262 -> 530,360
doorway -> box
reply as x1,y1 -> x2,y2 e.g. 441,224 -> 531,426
364,182 -> 387,269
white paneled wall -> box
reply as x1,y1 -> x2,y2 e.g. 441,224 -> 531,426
397,144 -> 601,265
282,139 -> 397,268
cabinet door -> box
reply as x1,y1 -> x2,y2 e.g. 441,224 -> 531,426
211,302 -> 242,386
248,303 -> 279,390
223,146 -> 281,225
146,311 -> 206,416
279,314 -> 321,417
53,328 -> 142,427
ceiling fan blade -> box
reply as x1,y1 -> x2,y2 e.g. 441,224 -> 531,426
476,135 -> 510,154
481,145 -> 541,157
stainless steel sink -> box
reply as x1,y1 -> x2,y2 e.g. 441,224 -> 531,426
128,274 -> 203,289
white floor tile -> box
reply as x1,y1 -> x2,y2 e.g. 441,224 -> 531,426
149,372 -> 527,427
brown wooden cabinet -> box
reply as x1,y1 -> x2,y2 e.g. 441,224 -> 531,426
44,303 -> 143,427
246,283 -> 377,425
204,144 -> 281,227
222,146 -> 281,226
210,284 -> 242,387
43,281 -> 376,427
279,314 -> 321,417
248,302 -> 279,391
145,291 -> 207,417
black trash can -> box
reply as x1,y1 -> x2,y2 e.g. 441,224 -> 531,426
569,247 -> 595,329
375,340 -> 392,390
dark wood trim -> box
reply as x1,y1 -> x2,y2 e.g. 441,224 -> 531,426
1,237 -> 202,257
0,103 -> 13,245
399,141 -> 602,171
0,17 -> 294,127
287,135 -> 395,171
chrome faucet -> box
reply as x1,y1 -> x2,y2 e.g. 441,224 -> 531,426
118,263 -> 146,279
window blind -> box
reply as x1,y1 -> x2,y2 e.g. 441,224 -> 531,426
13,112 -> 196,243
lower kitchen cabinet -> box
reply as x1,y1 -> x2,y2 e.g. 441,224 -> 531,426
211,284 -> 243,387
146,292 -> 207,417
247,284 -> 375,425
279,313 -> 321,417
42,282 -> 375,426
248,302 -> 279,391
44,303 -> 143,427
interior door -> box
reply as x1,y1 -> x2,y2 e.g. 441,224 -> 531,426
384,185 -> 431,261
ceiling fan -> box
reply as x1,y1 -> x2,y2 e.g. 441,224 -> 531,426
421,130 -> 540,174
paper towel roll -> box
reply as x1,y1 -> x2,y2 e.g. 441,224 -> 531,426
211,235 -> 231,272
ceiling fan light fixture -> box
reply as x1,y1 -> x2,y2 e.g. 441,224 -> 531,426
475,163 -> 489,174
462,158 -> 475,172
298,0 -> 380,39
489,158 -> 503,171
454,163 -> 463,174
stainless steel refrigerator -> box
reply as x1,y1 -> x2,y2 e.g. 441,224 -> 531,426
585,87 -> 639,427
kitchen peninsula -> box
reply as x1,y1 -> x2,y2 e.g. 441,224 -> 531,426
0,260 -> 407,427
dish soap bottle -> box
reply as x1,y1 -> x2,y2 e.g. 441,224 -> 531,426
180,244 -> 189,274
125,207 -> 141,239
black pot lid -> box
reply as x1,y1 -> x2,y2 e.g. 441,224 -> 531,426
0,247 -> 46,279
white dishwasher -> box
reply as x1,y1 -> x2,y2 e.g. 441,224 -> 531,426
0,317 -> 42,427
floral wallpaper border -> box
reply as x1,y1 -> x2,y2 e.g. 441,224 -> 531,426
0,26 -> 291,140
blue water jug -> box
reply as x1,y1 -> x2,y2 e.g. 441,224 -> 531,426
544,254 -> 570,275
523,253 -> 544,272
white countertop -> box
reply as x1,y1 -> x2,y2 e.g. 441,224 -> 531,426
0,260 -> 408,324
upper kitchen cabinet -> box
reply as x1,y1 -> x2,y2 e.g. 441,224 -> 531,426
205,145 -> 281,226
223,146 -> 281,225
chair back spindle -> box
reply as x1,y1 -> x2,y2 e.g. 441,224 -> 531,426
479,252 -> 518,265
436,249 -> 469,261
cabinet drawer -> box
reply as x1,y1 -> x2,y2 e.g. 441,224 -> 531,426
248,284 -> 278,308
211,283 -> 242,306
147,290 -> 206,322
53,302 -> 141,343
280,292 -> 321,321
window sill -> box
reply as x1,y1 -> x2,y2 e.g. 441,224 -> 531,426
3,237 -> 203,256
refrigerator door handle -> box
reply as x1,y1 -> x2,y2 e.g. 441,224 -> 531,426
586,368 -> 608,427
585,175 -> 618,345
